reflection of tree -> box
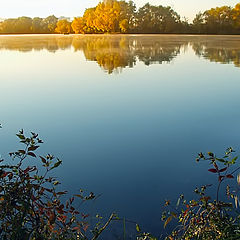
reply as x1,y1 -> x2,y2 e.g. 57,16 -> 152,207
72,36 -> 183,73
0,36 -> 73,53
1,35 -> 240,73
72,36 -> 136,73
131,37 -> 182,65
191,39 -> 240,68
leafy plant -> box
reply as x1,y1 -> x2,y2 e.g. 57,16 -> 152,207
162,148 -> 240,240
0,129 -> 116,240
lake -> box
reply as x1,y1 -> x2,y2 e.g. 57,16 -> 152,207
1,34 -> 240,238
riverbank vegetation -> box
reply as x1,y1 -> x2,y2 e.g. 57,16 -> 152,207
0,0 -> 240,34
1,126 -> 240,239
0,129 -> 121,240
162,149 -> 240,239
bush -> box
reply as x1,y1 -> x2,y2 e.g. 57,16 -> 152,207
162,148 -> 240,240
0,129 -> 116,240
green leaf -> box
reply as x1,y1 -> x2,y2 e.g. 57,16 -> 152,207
231,156 -> 238,164
16,134 -> 25,140
216,158 -> 225,163
50,160 -> 62,170
136,224 -> 141,232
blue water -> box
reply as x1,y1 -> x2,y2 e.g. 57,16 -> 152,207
1,34 -> 240,238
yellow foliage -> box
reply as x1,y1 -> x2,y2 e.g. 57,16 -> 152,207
55,19 -> 71,34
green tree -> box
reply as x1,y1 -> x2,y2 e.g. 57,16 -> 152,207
32,17 -> 43,33
135,4 -> 181,33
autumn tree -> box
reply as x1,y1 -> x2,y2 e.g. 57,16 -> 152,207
43,15 -> 58,33
71,17 -> 85,34
55,19 -> 72,34
232,3 -> 240,31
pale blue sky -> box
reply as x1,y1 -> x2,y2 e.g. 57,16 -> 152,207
0,0 -> 239,21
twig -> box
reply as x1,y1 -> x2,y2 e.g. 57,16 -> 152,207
91,213 -> 115,240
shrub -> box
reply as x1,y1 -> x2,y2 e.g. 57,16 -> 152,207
162,148 -> 240,240
0,129 -> 116,240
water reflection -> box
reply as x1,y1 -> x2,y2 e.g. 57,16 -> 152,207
191,38 -> 240,68
1,35 -> 240,72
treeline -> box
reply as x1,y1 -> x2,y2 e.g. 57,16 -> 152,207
0,0 -> 240,34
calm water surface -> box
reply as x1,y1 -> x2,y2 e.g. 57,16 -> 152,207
1,34 -> 240,237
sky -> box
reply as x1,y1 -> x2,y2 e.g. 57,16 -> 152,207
0,0 -> 239,21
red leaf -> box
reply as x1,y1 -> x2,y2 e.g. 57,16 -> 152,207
72,226 -> 79,231
183,209 -> 189,217
219,167 -> 227,173
28,152 -> 36,157
24,167 -> 30,174
1,172 -> 9,178
208,168 -> 217,173
82,213 -> 90,219
219,176 -> 224,182
226,174 -> 234,179
83,224 -> 89,232
40,156 -> 47,164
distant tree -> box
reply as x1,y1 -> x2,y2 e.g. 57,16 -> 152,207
232,3 -> 240,31
192,12 -> 205,33
135,4 -> 181,33
32,17 -> 43,33
15,17 -> 32,33
43,15 -> 58,33
83,7 -> 97,33
119,19 -> 129,33
204,6 -> 234,34
71,17 -> 86,34
55,19 -> 72,34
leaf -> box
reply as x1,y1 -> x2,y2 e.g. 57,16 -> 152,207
53,181 -> 60,185
164,216 -> 172,228
136,224 -> 141,232
16,134 -> 25,140
74,194 -> 83,199
28,146 -> 39,151
83,224 -> 89,232
235,195 -> 238,208
219,167 -> 227,172
208,168 -> 217,173
81,213 -> 89,219
72,226 -> 79,231
226,174 -> 234,179
208,152 -> 214,157
40,156 -> 47,164
237,174 -> 240,185
231,156 -> 238,164
28,152 -> 36,157
176,198 -> 180,207
18,150 -> 26,154
216,158 -> 225,163
50,160 -> 62,170
56,191 -> 67,195
171,212 -> 177,218
219,176 -> 224,182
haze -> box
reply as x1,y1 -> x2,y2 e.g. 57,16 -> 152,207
0,0 -> 239,21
